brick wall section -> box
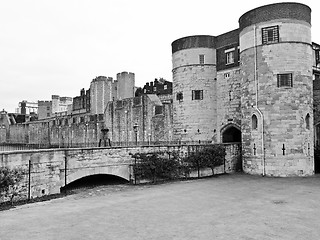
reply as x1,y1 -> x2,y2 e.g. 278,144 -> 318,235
0,144 -> 241,202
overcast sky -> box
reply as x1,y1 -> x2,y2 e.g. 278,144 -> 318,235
1,0 -> 319,112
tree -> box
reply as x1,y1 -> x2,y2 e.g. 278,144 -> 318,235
0,167 -> 26,204
200,145 -> 225,174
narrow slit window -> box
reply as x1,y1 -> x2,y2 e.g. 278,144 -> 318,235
306,114 -> 310,130
199,55 -> 205,65
252,114 -> 258,130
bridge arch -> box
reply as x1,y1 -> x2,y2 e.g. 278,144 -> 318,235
66,165 -> 131,185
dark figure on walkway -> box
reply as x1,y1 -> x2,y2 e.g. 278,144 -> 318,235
99,128 -> 111,147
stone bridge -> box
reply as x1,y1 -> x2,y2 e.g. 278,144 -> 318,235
0,144 -> 240,201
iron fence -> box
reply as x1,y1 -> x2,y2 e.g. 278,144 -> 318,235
0,140 -> 214,152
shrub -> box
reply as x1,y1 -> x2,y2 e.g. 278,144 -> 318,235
0,167 -> 27,204
183,145 -> 225,176
132,152 -> 180,183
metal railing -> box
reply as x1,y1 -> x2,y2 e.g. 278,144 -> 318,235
0,140 -> 214,152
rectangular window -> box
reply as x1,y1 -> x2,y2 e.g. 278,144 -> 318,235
199,55 -> 205,65
226,51 -> 234,64
116,100 -> 123,108
153,87 -> 156,92
277,73 -> 293,87
176,92 -> 183,101
225,48 -> 235,65
192,90 -> 203,100
164,85 -> 167,90
155,106 -> 163,115
316,50 -> 320,64
262,25 -> 279,44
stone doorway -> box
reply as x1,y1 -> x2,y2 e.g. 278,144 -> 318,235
221,124 -> 241,143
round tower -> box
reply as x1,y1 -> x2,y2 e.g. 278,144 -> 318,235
239,3 -> 314,176
171,35 -> 217,143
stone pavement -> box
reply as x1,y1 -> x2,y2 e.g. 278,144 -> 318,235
1,173 -> 320,240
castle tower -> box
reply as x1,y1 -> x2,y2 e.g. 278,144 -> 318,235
90,76 -> 113,115
239,3 -> 314,176
171,35 -> 217,142
116,72 -> 135,100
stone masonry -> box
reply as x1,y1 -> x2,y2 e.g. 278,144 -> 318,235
0,143 -> 240,202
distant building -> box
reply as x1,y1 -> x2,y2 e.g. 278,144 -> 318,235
73,88 -> 91,113
90,76 -> 115,115
17,100 -> 38,115
135,78 -> 172,97
116,72 -> 135,100
38,101 -> 52,120
90,72 -> 135,115
38,95 -> 73,120
52,95 -> 72,114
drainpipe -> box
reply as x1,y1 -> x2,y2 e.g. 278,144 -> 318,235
253,25 -> 266,176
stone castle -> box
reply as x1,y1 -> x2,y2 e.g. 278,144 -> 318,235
107,2 -> 320,176
171,2 -> 320,176
1,2 -> 320,177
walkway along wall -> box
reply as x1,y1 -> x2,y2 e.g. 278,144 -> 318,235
0,143 -> 240,202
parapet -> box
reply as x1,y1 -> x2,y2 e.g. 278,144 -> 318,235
51,95 -> 59,99
117,71 -> 135,79
91,76 -> 113,82
239,2 -> 311,31
171,35 -> 216,54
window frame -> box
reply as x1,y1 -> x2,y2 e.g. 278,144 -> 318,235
176,92 -> 183,101
192,90 -> 203,100
306,113 -> 310,130
154,105 -> 163,115
252,114 -> 258,130
225,48 -> 235,65
262,25 -> 279,44
199,54 -> 205,65
277,73 -> 293,88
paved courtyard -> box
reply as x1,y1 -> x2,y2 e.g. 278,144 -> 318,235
1,173 -> 320,240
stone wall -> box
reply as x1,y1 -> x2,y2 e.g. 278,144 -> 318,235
172,44 -> 217,142
0,143 -> 241,202
240,13 -> 314,176
216,67 -> 242,142
105,95 -> 173,145
5,120 -> 105,147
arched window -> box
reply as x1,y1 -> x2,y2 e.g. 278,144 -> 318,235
252,114 -> 258,130
306,114 -> 310,130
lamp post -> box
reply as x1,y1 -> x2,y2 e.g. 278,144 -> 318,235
58,126 -> 61,148
85,123 -> 88,148
133,123 -> 138,146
